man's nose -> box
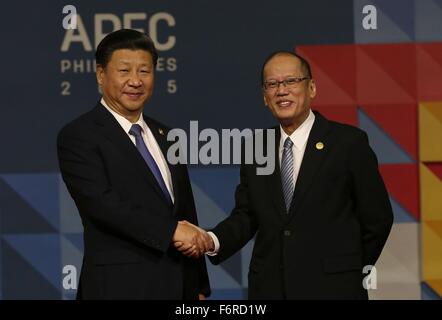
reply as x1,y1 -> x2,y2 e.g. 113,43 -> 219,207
276,83 -> 289,95
128,72 -> 142,86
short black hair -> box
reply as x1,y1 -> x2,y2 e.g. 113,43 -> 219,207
261,51 -> 312,86
95,29 -> 158,68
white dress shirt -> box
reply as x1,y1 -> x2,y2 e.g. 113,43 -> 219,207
207,109 -> 316,255
101,98 -> 175,203
279,109 -> 315,187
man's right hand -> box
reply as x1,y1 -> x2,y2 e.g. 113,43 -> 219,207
173,220 -> 214,258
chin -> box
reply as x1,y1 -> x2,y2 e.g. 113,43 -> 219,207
277,112 -> 296,122
124,99 -> 145,109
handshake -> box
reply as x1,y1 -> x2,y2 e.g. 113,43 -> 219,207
172,220 -> 215,258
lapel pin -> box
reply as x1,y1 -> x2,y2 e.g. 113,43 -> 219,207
159,128 -> 164,135
316,142 -> 324,150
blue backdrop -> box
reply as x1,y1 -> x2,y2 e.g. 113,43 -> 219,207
1,0 -> 441,300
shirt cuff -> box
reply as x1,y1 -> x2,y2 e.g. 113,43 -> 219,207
205,231 -> 220,256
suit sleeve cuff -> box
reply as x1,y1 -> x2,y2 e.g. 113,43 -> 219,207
205,231 -> 220,256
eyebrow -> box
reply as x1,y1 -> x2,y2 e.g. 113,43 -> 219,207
265,75 -> 303,80
117,60 -> 151,66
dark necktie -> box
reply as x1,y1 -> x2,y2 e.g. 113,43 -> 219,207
281,137 -> 294,212
129,124 -> 173,205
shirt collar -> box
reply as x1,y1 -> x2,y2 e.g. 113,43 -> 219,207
100,97 -> 145,134
280,109 -> 315,150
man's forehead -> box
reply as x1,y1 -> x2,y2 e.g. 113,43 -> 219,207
264,54 -> 302,75
110,49 -> 152,62
266,54 -> 301,67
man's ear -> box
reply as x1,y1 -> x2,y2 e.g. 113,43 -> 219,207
263,91 -> 269,107
96,65 -> 104,87
309,79 -> 317,99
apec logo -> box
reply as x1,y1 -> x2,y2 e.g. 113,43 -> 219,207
61,5 -> 176,52
59,6 -> 178,97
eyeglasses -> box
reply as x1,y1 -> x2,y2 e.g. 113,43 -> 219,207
263,76 -> 310,90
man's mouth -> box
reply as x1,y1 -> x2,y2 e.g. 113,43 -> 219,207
276,100 -> 293,108
124,92 -> 143,99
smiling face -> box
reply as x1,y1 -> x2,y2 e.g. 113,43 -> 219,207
97,49 -> 154,123
262,54 -> 316,134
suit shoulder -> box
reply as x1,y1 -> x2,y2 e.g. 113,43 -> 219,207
327,120 -> 368,143
58,109 -> 96,140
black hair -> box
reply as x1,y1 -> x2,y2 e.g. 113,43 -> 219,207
261,51 -> 312,86
95,29 -> 158,68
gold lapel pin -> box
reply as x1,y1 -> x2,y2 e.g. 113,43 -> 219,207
159,128 -> 164,135
316,142 -> 324,150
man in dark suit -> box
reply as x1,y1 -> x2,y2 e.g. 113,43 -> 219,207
177,51 -> 394,299
57,29 -> 210,300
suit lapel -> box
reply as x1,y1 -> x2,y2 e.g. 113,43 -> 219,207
92,104 -> 170,206
287,111 -> 331,218
265,127 -> 287,219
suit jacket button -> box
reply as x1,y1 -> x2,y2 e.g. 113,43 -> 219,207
284,230 -> 291,236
